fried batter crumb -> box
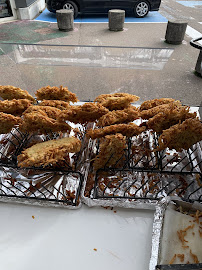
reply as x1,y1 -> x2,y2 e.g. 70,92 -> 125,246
177,254 -> 184,262
190,249 -> 199,263
169,254 -> 176,264
177,224 -> 195,245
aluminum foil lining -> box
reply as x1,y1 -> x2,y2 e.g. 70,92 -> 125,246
156,199 -> 202,267
149,197 -> 169,270
0,123 -> 91,209
82,132 -> 202,209
0,166 -> 82,209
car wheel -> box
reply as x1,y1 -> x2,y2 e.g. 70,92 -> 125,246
62,1 -> 78,18
134,1 -> 149,18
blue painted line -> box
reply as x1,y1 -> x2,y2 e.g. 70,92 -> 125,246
177,1 -> 202,7
35,8 -> 167,23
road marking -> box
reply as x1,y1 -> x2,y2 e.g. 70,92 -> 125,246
186,26 -> 202,45
177,1 -> 202,7
35,8 -> 167,23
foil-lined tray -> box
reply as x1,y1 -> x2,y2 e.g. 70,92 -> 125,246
154,198 -> 202,270
82,129 -> 202,209
0,123 -> 92,208
0,166 -> 83,208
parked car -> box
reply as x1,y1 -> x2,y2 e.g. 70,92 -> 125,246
47,0 -> 161,18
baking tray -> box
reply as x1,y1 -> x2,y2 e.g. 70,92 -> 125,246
155,199 -> 202,270
0,122 -> 91,208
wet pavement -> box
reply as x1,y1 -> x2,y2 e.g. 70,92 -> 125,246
0,9 -> 201,105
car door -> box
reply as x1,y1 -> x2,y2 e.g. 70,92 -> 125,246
110,0 -> 133,10
81,0 -> 113,13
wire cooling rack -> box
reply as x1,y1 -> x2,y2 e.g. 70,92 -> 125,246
156,263 -> 202,270
0,125 -> 89,207
85,131 -> 202,202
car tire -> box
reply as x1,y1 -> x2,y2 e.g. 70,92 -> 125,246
134,1 -> 149,18
62,1 -> 78,18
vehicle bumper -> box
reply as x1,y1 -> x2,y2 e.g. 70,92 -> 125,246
150,0 -> 161,11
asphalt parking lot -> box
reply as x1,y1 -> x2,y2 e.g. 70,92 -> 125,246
0,0 -> 201,105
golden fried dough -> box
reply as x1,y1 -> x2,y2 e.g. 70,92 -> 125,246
20,111 -> 71,134
58,103 -> 109,124
23,105 -> 61,120
0,85 -> 35,102
35,85 -> 78,103
0,112 -> 22,134
147,105 -> 196,133
140,101 -> 182,120
39,100 -> 70,110
94,93 -> 139,110
93,133 -> 127,170
139,98 -> 176,111
97,106 -> 139,127
0,99 -> 32,116
87,123 -> 146,139
17,136 -> 81,168
157,118 -> 202,152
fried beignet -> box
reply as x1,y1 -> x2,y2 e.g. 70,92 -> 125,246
58,103 -> 109,124
35,85 -> 78,103
97,106 -> 139,127
94,93 -> 139,110
17,136 -> 81,168
157,118 -> 202,152
39,100 -> 70,110
140,101 -> 182,120
0,99 -> 32,116
87,123 -> 146,139
139,98 -> 176,111
0,85 -> 35,102
0,112 -> 22,134
147,106 -> 196,133
93,133 -> 127,170
23,105 -> 61,120
20,111 -> 71,134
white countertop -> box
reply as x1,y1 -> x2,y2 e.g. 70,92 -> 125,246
0,203 -> 154,270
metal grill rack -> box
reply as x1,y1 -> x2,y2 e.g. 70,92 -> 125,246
156,264 -> 202,270
0,167 -> 83,206
86,131 -> 202,202
0,125 -> 89,207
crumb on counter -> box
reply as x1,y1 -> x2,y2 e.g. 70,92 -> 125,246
190,249 -> 199,263
177,254 -> 184,262
32,215 -> 35,219
169,254 -> 176,264
93,248 -> 97,251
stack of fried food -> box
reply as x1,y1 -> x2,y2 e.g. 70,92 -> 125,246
139,98 -> 202,152
87,96 -> 202,170
0,85 -> 202,170
87,93 -> 143,170
0,85 -> 35,133
0,85 -> 84,168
